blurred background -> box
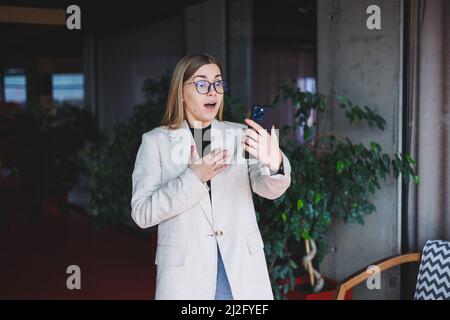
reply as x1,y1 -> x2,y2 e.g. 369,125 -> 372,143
0,0 -> 448,300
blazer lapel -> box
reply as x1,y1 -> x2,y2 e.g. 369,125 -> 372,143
210,119 -> 234,229
166,119 -> 232,230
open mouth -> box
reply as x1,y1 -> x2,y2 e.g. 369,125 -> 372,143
204,102 -> 217,109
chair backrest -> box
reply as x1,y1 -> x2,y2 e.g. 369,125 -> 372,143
335,253 -> 421,300
414,240 -> 450,300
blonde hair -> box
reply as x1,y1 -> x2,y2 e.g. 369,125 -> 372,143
161,53 -> 225,129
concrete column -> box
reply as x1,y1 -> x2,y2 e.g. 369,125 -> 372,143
0,70 -> 4,102
184,0 -> 227,68
226,0 -> 253,115
317,0 -> 404,299
83,36 -> 98,117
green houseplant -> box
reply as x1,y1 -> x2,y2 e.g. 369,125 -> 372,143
82,74 -> 170,226
10,103 -> 98,216
251,81 -> 419,300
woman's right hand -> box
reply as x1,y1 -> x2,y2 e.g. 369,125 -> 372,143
188,145 -> 230,183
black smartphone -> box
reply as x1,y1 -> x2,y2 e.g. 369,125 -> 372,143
244,105 -> 279,159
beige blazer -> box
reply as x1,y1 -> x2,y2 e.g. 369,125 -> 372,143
131,118 -> 291,299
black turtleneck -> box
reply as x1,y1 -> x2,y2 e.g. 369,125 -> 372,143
188,123 -> 212,200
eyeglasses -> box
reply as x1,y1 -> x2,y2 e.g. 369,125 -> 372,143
184,80 -> 228,95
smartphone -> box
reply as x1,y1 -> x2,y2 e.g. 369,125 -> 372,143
244,105 -> 279,159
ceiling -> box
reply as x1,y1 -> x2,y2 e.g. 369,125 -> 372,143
253,0 -> 317,47
0,0 -> 206,34
0,0 -> 317,59
0,0 -> 206,58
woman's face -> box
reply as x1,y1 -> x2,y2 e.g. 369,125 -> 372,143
183,63 -> 224,128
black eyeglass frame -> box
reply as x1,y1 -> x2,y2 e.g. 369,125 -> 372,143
183,79 -> 228,95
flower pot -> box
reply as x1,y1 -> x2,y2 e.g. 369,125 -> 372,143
279,276 -> 352,300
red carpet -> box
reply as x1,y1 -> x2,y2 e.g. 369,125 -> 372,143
0,188 -> 157,299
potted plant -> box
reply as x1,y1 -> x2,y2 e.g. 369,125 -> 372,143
0,102 -> 22,191
10,103 -> 98,216
250,81 -> 419,300
82,74 -> 170,227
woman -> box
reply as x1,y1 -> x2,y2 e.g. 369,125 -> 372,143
131,53 -> 291,300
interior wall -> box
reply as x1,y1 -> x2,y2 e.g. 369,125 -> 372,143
93,15 -> 185,132
317,0 -> 404,299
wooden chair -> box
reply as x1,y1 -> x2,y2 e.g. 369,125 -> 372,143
334,253 -> 421,300
336,240 -> 450,300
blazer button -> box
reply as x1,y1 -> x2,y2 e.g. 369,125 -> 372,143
215,230 -> 224,237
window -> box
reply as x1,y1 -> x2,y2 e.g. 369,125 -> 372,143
4,70 -> 27,105
297,77 -> 316,94
52,73 -> 84,106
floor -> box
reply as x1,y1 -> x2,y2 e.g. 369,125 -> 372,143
0,187 -> 157,299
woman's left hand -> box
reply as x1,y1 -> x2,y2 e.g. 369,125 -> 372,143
242,118 -> 283,172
